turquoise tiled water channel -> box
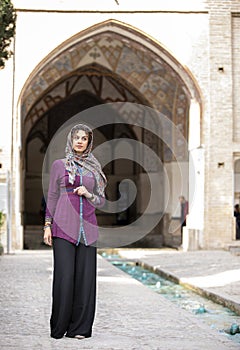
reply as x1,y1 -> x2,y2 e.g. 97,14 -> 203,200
101,252 -> 240,345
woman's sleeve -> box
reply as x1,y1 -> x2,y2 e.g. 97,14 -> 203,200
89,194 -> 105,208
45,160 -> 60,222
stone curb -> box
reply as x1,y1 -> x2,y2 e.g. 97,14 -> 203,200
136,259 -> 240,316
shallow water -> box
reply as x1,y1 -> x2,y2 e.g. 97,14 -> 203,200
101,252 -> 240,344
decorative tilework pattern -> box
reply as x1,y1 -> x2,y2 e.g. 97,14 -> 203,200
22,27 -> 190,161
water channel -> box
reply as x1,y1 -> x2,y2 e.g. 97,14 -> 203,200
100,251 -> 240,345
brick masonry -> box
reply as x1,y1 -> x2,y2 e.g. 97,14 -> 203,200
1,0 -> 240,249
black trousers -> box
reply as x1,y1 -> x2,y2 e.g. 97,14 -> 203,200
50,238 -> 97,339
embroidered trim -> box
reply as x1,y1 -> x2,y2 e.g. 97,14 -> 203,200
76,166 -> 88,246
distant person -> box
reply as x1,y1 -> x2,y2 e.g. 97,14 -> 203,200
234,204 -> 240,240
179,195 -> 189,244
39,195 -> 46,225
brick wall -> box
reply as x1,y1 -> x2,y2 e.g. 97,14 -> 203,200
4,0 -> 240,249
203,1 -> 238,247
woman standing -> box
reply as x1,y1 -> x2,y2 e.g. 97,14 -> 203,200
43,124 -> 107,340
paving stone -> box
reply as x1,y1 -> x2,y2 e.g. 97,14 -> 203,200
0,250 -> 238,349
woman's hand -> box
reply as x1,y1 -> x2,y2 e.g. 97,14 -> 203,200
43,227 -> 52,246
73,186 -> 92,199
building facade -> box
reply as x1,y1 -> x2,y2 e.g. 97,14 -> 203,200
0,0 -> 239,251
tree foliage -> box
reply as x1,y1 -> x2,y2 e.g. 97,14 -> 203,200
0,0 -> 16,69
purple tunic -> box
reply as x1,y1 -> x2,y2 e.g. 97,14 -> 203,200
45,159 -> 105,246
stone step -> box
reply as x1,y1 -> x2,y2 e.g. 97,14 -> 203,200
228,243 -> 240,256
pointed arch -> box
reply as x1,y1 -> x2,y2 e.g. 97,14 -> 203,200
19,19 -> 202,140
17,19 -> 204,249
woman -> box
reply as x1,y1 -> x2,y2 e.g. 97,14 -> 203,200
43,124 -> 107,340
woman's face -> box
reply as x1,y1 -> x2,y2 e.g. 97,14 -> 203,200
72,130 -> 89,155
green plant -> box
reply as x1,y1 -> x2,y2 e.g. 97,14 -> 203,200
0,210 -> 4,229
0,0 -> 16,69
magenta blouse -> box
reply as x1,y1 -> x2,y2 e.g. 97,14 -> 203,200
45,159 -> 105,246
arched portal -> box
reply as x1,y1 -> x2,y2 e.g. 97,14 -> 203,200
19,19 -> 202,249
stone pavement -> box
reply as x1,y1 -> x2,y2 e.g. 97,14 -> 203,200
0,249 -> 239,350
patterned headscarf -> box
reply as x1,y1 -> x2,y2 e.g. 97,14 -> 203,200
65,124 -> 107,197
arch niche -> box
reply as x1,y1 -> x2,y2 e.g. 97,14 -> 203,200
19,19 -> 202,249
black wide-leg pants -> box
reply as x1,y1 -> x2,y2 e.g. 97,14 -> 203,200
50,238 -> 97,339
